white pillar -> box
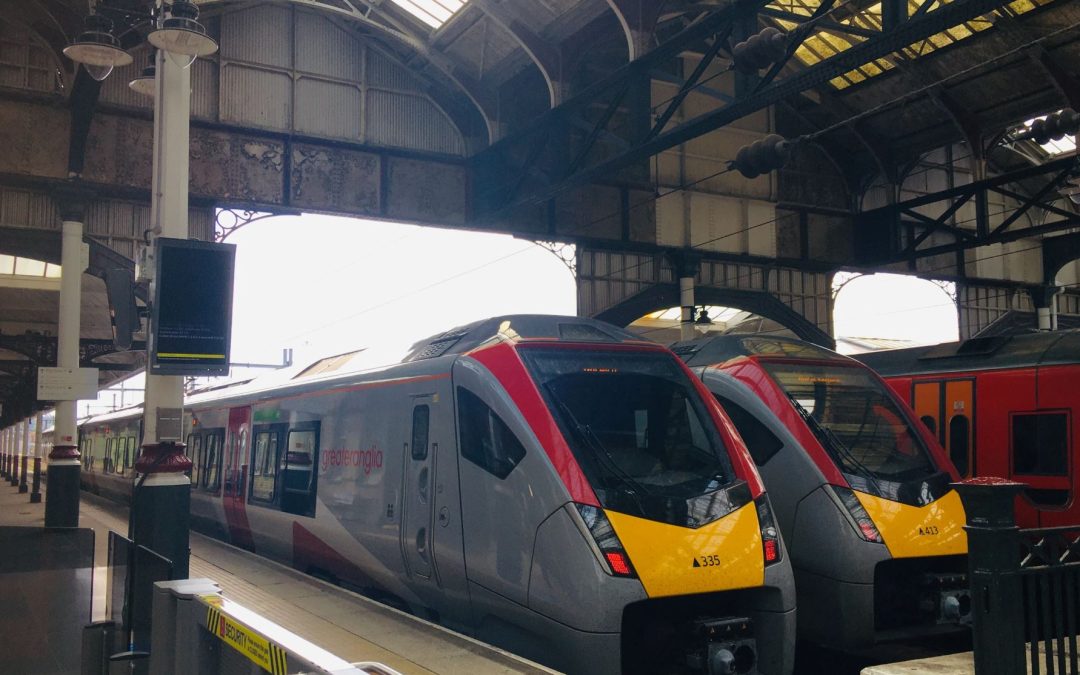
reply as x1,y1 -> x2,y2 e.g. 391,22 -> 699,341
144,43 -> 191,444
680,276 -> 696,342
55,219 -> 84,453
1037,306 -> 1052,331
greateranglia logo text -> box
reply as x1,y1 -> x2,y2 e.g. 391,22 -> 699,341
321,446 -> 384,474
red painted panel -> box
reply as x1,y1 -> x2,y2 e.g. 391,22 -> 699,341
292,522 -> 380,590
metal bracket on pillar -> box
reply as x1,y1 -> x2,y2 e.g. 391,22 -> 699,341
214,208 -> 277,242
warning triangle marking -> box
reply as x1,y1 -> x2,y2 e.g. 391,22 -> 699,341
692,559 -> 701,568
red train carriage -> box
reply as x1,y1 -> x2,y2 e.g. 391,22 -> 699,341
856,330 -> 1080,528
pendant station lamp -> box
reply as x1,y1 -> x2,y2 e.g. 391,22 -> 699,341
148,1 -> 219,69
128,51 -> 157,97
64,1 -> 218,84
62,14 -> 133,82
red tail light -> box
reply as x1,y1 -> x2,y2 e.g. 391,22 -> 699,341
754,496 -> 782,566
605,551 -> 632,576
574,504 -> 637,578
833,486 -> 884,544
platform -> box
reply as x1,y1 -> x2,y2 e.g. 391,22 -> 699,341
0,483 -> 556,675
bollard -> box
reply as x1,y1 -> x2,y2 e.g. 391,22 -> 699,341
952,477 -> 1027,675
30,456 -> 42,503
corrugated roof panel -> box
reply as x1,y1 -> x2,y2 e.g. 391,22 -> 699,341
295,11 -> 363,81
295,78 -> 362,140
366,89 -> 465,155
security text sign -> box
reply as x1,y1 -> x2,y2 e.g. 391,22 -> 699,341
37,367 -> 98,401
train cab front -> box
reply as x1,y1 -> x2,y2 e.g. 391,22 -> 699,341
506,341 -> 796,675
753,357 -> 970,650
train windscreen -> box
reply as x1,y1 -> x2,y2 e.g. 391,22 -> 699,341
763,362 -> 938,487
522,348 -> 746,527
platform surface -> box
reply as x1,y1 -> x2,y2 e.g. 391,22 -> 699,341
0,483 -> 557,675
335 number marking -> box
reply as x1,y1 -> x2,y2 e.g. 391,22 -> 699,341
697,554 -> 722,567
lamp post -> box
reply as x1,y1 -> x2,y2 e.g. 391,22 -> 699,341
63,0 -> 217,572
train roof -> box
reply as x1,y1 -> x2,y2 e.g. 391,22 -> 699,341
853,329 -> 1080,376
671,334 -> 851,368
402,314 -> 649,362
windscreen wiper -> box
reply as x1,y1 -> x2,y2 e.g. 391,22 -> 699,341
545,387 -> 653,507
787,394 -> 883,496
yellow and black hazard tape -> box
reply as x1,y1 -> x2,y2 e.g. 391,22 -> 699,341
205,603 -> 289,675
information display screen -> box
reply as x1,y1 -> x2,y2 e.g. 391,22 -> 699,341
151,237 -> 236,376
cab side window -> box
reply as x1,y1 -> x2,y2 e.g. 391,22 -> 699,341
714,395 -> 784,466
457,387 -> 526,479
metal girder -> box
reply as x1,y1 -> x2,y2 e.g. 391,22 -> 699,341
1030,46 -> 1080,110
473,0 -> 1015,224
471,0 -> 562,106
759,9 -> 877,38
855,155 -> 1080,264
606,0 -> 662,60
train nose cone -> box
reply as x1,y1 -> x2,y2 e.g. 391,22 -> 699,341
708,647 -> 736,674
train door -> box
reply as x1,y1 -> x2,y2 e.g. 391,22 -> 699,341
398,382 -> 469,625
911,379 -> 975,478
402,402 -> 434,579
223,407 -> 256,551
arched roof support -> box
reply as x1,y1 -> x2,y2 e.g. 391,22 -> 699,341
593,284 -> 836,349
200,0 -> 497,144
470,0 -> 563,106
605,0 -> 659,61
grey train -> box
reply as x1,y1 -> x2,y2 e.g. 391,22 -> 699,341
75,316 -> 796,675
672,335 -> 969,652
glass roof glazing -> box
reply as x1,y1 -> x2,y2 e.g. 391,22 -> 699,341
766,0 -> 1056,90
390,0 -> 467,29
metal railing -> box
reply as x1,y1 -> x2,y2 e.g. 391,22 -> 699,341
955,479 -> 1080,675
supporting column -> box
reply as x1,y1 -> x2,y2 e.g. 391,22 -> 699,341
134,41 -> 193,578
10,419 -> 21,487
45,213 -> 86,528
19,418 -> 29,494
30,412 -> 43,503
1032,285 -> 1059,332
670,253 -> 702,342
1,427 -> 8,480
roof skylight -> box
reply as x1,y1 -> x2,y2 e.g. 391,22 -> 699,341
390,0 -> 467,29
767,0 -> 1057,90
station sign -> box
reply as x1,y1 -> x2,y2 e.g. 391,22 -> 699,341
37,367 -> 99,401
150,237 -> 236,376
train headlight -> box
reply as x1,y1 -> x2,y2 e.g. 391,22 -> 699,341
754,496 -> 782,565
574,504 -> 638,578
833,486 -> 884,544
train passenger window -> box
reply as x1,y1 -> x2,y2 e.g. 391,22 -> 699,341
411,406 -> 430,461
1012,412 -> 1069,476
457,387 -> 526,480
920,416 -> 937,437
714,396 -> 784,466
115,439 -> 125,475
203,432 -> 222,490
948,416 -> 970,477
281,426 -> 318,517
250,431 -> 280,503
104,438 -> 113,473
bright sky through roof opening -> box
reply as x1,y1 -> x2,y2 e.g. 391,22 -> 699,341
832,272 -> 958,353
390,0 -> 466,28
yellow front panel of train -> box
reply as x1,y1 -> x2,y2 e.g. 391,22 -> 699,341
855,489 -> 968,558
607,502 -> 765,598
